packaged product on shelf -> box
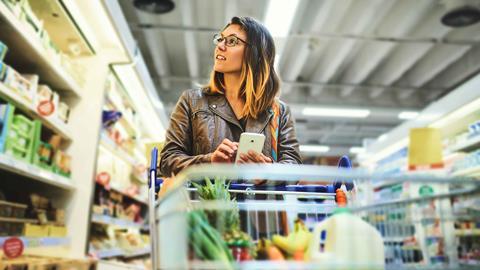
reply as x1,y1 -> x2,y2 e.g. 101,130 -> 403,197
2,65 -> 36,102
2,0 -> 23,18
0,220 -> 24,236
0,62 -> 7,81
0,200 -> 27,218
18,0 -> 43,34
22,73 -> 39,97
35,84 -> 59,117
24,223 -> 49,237
47,224 -> 67,237
57,101 -> 70,123
0,41 -> 7,61
39,29 -> 61,65
52,150 -> 71,177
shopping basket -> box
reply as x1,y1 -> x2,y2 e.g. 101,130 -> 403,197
148,147 -> 480,269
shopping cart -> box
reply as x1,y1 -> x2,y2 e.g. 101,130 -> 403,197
148,148 -> 480,269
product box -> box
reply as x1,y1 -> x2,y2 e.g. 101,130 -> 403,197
0,41 -> 7,61
35,84 -> 59,118
57,102 -> 70,123
2,0 -> 24,18
47,225 -> 67,237
19,0 -> 43,34
2,64 -> 35,102
24,223 -> 49,237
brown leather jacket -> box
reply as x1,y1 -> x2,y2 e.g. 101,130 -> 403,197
159,88 -> 302,177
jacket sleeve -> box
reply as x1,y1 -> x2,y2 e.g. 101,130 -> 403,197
159,91 -> 212,177
277,103 -> 302,164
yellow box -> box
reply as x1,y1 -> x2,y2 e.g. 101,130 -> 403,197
48,225 -> 67,237
24,224 -> 49,237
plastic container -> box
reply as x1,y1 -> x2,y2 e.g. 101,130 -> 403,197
308,208 -> 385,269
12,114 -> 34,133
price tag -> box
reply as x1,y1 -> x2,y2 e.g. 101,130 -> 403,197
3,237 -> 24,259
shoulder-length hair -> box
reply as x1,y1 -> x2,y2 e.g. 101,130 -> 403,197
208,16 -> 280,119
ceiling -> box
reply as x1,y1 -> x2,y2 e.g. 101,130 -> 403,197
118,0 -> 480,157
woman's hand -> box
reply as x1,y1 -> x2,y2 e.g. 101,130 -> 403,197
237,150 -> 272,185
237,150 -> 272,164
211,139 -> 239,163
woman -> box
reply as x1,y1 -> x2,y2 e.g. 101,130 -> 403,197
159,16 -> 301,179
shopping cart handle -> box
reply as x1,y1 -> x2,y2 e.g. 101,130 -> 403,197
334,155 -> 354,191
229,183 -> 335,193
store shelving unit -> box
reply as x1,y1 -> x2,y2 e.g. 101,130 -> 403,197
0,83 -> 72,141
0,152 -> 74,190
91,214 -> 144,230
0,237 -> 70,249
0,0 -> 113,261
361,73 -> 480,267
0,1 -> 83,96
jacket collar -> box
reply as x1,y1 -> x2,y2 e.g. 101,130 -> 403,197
204,89 -> 273,133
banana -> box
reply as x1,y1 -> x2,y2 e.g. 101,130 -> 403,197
272,219 -> 312,256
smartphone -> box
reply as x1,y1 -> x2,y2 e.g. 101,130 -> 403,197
235,132 -> 266,162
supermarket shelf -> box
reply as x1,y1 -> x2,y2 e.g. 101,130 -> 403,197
100,182 -> 148,205
455,229 -> 480,237
0,152 -> 74,190
460,259 -> 480,266
0,2 -> 81,97
0,216 -> 38,223
91,247 -> 150,259
123,247 -> 150,258
449,135 -> 480,153
0,83 -> 72,141
100,133 -> 136,166
91,214 -> 144,229
452,166 -> 480,177
91,248 -> 124,259
0,236 -> 70,248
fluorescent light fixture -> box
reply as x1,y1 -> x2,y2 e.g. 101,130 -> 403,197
302,107 -> 371,118
113,65 -> 165,141
349,147 -> 365,154
378,134 -> 387,142
299,145 -> 330,153
398,111 -> 419,120
430,96 -> 480,128
264,0 -> 301,37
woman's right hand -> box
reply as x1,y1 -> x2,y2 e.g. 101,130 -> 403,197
211,138 -> 238,163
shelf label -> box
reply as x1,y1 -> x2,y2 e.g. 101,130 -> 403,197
3,237 -> 24,259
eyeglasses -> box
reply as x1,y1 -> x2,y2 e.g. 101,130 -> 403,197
213,33 -> 249,47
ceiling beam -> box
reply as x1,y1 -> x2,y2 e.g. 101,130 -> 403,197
142,29 -> 171,89
393,4 -> 471,100
180,0 -> 200,88
279,0 -> 336,95
309,0 -> 391,90
151,75 -> 443,93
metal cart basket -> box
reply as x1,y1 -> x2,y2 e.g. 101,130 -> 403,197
148,148 -> 480,270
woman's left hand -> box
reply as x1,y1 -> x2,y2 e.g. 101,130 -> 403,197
237,150 -> 272,164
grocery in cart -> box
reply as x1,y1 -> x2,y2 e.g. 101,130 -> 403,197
148,148 -> 480,270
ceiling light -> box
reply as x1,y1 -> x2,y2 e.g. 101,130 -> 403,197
441,5 -> 480,27
302,107 -> 370,118
378,134 -> 387,142
349,147 -> 365,154
134,0 -> 175,14
264,0 -> 301,37
398,111 -> 419,120
299,145 -> 330,153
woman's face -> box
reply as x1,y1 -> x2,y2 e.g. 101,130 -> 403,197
213,24 -> 247,74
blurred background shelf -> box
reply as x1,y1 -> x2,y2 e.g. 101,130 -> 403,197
0,152 -> 74,190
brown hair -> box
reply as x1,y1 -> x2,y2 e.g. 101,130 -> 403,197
208,16 -> 280,119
